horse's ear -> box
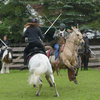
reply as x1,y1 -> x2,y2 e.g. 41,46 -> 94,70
71,26 -> 76,30
71,26 -> 74,30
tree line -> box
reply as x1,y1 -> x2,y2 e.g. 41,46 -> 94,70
0,0 -> 100,43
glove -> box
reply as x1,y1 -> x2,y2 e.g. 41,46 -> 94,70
25,37 -> 28,43
43,34 -> 46,38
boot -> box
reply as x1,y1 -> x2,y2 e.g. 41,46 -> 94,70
20,53 -> 28,70
19,65 -> 28,70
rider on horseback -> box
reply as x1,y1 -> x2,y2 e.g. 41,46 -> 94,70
0,35 -> 10,59
20,18 -> 46,69
53,23 -> 68,64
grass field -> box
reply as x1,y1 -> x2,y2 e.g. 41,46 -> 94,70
0,68 -> 100,100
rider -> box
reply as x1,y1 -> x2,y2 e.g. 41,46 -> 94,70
53,23 -> 68,64
0,35 -> 10,59
21,18 -> 46,69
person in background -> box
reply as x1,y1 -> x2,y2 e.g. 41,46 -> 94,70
0,35 -> 10,58
82,32 -> 90,70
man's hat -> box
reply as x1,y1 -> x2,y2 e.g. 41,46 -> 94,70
59,23 -> 66,28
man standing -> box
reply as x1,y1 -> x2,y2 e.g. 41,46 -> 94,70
82,32 -> 90,70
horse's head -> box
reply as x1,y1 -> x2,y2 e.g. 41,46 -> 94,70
71,27 -> 84,46
2,47 -> 13,63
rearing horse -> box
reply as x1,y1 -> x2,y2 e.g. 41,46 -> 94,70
46,27 -> 84,85
0,47 -> 13,74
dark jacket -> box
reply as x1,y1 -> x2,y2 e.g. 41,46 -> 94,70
83,36 -> 89,48
1,40 -> 10,47
83,36 -> 89,54
23,26 -> 44,44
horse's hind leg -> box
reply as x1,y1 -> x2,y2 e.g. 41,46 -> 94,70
45,75 -> 53,87
6,64 -> 10,73
49,74 -> 59,97
36,78 -> 42,96
1,62 -> 5,74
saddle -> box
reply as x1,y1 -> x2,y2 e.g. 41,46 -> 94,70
47,48 -> 54,58
47,44 -> 65,58
27,47 -> 44,62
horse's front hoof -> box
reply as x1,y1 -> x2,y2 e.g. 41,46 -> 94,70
6,71 -> 10,74
54,93 -> 59,97
36,93 -> 40,96
1,71 -> 5,74
33,84 -> 37,88
71,75 -> 76,80
75,73 -> 78,76
50,84 -> 53,87
1,72 -> 4,74
74,79 -> 78,84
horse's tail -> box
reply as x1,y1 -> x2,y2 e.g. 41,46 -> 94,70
29,59 -> 48,85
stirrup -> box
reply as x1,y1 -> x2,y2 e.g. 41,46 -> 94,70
19,65 -> 28,70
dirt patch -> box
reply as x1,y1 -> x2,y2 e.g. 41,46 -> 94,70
92,67 -> 100,70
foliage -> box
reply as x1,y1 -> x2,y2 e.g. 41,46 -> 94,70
0,0 -> 31,42
0,0 -> 100,43
30,0 -> 100,31
0,18 -> 10,37
41,0 -> 98,25
0,69 -> 100,100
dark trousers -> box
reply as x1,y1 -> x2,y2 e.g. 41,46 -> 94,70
24,42 -> 46,65
83,55 -> 88,70
0,50 -> 4,57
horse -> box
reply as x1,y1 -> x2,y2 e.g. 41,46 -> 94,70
28,48 -> 59,97
0,47 -> 13,74
46,27 -> 84,85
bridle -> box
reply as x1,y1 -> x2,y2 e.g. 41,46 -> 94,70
65,30 -> 84,57
66,30 -> 83,46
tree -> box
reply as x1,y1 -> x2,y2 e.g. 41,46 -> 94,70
0,0 -> 31,42
0,0 -> 100,43
27,0 -> 100,31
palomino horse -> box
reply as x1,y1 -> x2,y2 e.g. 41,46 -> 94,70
28,52 -> 59,97
46,27 -> 84,85
1,47 -> 13,74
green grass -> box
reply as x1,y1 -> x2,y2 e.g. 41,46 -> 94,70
0,68 -> 100,100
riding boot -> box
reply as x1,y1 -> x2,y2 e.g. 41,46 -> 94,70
19,53 -> 28,70
0,53 -> 2,61
0,56 -> 1,61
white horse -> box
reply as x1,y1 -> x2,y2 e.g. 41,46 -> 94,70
28,53 -> 59,97
1,47 -> 12,74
